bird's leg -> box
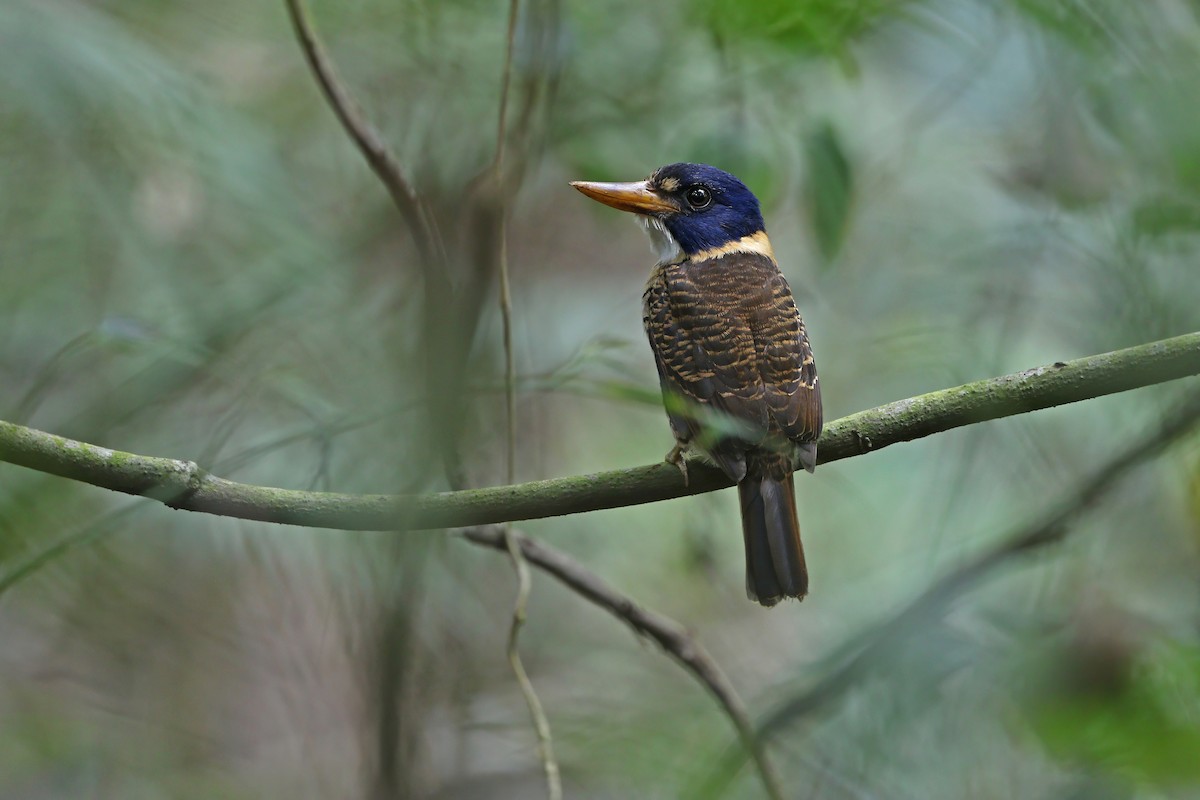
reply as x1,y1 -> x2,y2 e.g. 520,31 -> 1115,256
665,443 -> 689,486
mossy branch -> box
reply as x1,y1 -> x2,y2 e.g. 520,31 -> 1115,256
1,332 -> 1198,530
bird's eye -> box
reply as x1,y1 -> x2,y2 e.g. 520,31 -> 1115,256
685,186 -> 712,210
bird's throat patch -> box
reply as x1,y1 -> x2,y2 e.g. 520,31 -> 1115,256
691,230 -> 776,263
637,214 -> 685,265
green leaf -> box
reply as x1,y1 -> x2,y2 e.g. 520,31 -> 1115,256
1131,196 -> 1200,238
690,0 -> 911,58
803,120 -> 854,266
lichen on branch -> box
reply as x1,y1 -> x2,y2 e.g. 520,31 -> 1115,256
1,331 -> 1198,531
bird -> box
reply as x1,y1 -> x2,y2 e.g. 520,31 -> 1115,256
571,163 -> 822,607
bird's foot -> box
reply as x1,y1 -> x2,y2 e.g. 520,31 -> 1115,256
665,444 -> 689,486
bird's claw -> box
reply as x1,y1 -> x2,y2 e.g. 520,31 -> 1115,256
665,444 -> 689,486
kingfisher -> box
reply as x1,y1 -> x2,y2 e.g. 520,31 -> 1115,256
571,163 -> 822,606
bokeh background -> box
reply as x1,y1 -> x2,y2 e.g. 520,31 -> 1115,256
2,0 -> 1200,797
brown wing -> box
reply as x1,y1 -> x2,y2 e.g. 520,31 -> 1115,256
749,268 -> 822,447
643,251 -> 821,480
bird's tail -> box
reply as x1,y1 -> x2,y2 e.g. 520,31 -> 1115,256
738,473 -> 808,606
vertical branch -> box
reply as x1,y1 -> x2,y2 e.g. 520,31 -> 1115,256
492,2 -> 560,798
498,223 -> 517,484
503,527 -> 562,799
280,6 -> 452,796
495,0 -> 519,484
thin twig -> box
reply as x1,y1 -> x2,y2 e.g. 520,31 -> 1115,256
282,0 -> 438,264
499,222 -> 518,484
501,527 -> 562,800
462,526 -> 786,800
490,1 -> 560,796
2,332 -> 1196,530
282,0 -> 466,490
694,390 -> 1200,798
494,0 -> 519,491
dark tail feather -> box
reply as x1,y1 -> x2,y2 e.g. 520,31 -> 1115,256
738,474 -> 808,606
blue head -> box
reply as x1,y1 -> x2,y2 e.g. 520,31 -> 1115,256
571,163 -> 767,261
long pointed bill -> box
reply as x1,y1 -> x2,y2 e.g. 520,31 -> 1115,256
570,180 -> 677,215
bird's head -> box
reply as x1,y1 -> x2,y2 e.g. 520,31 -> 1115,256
571,163 -> 769,265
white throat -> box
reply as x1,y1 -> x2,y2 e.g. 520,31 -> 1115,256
637,215 -> 685,266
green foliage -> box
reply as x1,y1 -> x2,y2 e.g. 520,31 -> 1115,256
1033,642 -> 1200,788
691,0 -> 914,56
803,119 -> 854,265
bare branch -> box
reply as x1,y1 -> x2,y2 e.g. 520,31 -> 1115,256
692,389 -> 1200,798
488,2 -> 561,796
1,332 -> 1196,530
500,525 -> 562,799
283,0 -> 438,264
462,526 -> 785,800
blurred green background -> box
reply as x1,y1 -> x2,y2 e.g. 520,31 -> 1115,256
2,0 -> 1200,797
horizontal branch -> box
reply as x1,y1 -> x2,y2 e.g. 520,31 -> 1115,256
1,332 -> 1197,530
